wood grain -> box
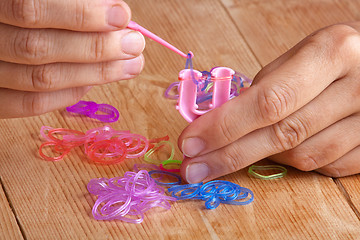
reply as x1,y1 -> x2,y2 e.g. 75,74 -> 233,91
0,0 -> 360,239
0,179 -> 23,240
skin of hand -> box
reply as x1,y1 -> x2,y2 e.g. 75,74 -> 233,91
179,22 -> 360,183
0,0 -> 145,118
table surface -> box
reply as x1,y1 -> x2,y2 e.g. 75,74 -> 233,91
1,0 -> 360,239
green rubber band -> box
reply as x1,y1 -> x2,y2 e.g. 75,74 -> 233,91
144,141 -> 175,165
204,82 -> 214,93
248,165 -> 287,180
161,159 -> 182,166
161,159 -> 182,170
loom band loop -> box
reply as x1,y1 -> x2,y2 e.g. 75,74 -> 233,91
87,139 -> 127,164
39,141 -> 71,161
200,181 -> 238,200
164,82 -> 180,100
133,163 -> 161,172
121,135 -> 149,159
196,93 -> 213,105
229,82 -> 238,98
47,128 -> 85,146
160,159 -> 182,172
66,100 -> 98,115
87,178 -> 112,195
222,188 -> 254,206
248,165 -> 287,180
148,170 -> 182,186
234,71 -> 253,85
92,193 -> 132,220
87,103 -> 120,123
123,170 -> 150,194
40,126 -> 54,141
144,141 -> 175,165
148,135 -> 170,149
159,164 -> 180,173
199,71 -> 212,91
168,183 -> 203,200
161,159 -> 182,166
205,195 -> 221,210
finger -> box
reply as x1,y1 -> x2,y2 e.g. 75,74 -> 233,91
180,76 -> 360,183
0,87 -> 91,118
316,145 -> 360,177
0,55 -> 144,91
0,24 -> 145,65
179,24 -> 360,158
0,0 -> 131,31
270,113 -> 360,171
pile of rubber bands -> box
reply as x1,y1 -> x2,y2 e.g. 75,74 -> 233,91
87,170 -> 177,224
66,100 -> 120,123
39,125 -> 167,164
168,180 -> 254,210
164,53 -> 252,106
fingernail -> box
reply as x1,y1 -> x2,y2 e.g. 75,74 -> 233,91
182,138 -> 205,157
121,31 -> 145,56
186,163 -> 209,183
122,55 -> 144,76
108,5 -> 129,28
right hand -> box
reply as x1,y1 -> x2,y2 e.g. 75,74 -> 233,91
0,0 -> 145,118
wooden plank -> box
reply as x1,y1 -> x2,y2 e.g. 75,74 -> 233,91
335,176 -> 360,220
222,0 -> 360,229
0,0 -> 359,239
0,179 -> 23,240
221,0 -> 360,66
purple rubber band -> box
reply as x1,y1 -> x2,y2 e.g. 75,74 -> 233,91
66,100 -> 120,123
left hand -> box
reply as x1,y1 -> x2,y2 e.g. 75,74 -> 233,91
178,23 -> 360,183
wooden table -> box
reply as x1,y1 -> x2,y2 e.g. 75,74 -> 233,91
1,0 -> 360,239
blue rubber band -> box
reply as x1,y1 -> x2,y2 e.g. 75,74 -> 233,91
148,170 -> 182,186
168,180 -> 254,209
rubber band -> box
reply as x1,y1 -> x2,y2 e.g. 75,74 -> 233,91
148,170 -> 182,186
164,82 -> 180,100
168,180 -> 254,209
133,163 -> 161,172
248,165 -> 287,180
39,125 -> 153,164
88,170 -> 176,223
144,141 -> 175,165
66,100 -> 120,123
39,141 -> 71,161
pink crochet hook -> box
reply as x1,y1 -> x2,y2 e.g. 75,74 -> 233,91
127,21 -> 188,58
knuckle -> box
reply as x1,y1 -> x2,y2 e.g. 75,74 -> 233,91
90,33 -> 107,61
305,24 -> 360,61
74,1 -> 86,29
22,92 -> 48,116
271,117 -> 309,152
221,147 -> 243,173
217,109 -> 239,143
97,62 -> 111,84
11,0 -> 41,26
258,85 -> 294,123
30,64 -> 57,91
14,30 -> 49,64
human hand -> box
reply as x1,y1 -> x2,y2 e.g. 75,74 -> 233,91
0,0 -> 145,118
179,23 -> 360,183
